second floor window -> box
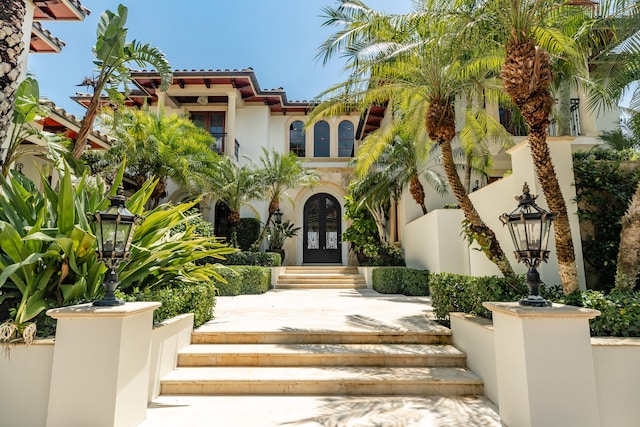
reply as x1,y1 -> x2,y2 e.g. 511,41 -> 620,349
191,111 -> 225,153
289,120 -> 306,157
314,121 -> 330,157
338,120 -> 354,157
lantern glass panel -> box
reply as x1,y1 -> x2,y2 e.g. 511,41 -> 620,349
115,223 -> 132,253
524,217 -> 542,251
100,221 -> 118,254
510,220 -> 529,252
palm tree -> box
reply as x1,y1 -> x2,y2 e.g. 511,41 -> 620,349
71,4 -> 172,159
97,106 -> 221,207
474,0 -> 640,294
0,1 -> 26,157
358,129 -> 450,215
254,148 -> 319,247
201,156 -> 263,247
314,0 -> 518,281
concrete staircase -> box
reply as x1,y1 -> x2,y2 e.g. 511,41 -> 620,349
275,266 -> 367,289
160,327 -> 483,397
159,268 -> 483,398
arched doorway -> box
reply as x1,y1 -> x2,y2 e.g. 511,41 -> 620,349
303,193 -> 341,263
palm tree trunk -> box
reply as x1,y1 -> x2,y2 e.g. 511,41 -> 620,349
72,90 -> 102,159
409,175 -> 429,214
426,99 -> 516,283
0,1 -> 26,153
501,39 -> 579,294
615,182 -> 640,290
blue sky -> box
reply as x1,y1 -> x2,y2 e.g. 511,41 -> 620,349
28,0 -> 413,118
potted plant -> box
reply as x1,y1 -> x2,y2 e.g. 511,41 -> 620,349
267,220 -> 300,263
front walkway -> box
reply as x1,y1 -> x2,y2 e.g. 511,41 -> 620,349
140,289 -> 504,427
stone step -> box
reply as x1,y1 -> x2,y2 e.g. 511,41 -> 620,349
276,283 -> 367,289
178,343 -> 466,367
278,275 -> 365,281
160,366 -> 483,396
285,266 -> 359,273
190,330 -> 453,345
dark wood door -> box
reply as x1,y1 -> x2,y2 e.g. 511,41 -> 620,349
303,193 -> 341,263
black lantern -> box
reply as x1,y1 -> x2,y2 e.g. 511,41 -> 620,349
273,208 -> 283,225
500,183 -> 556,307
89,186 -> 141,306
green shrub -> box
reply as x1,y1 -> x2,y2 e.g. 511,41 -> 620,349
402,269 -> 431,296
222,251 -> 282,266
235,218 -> 261,251
214,266 -> 271,296
118,281 -> 217,328
429,273 -> 526,321
573,150 -> 640,291
372,268 -> 403,293
372,267 -> 429,295
562,289 -> 640,337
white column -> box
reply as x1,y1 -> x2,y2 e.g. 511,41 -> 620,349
483,302 -> 600,427
226,91 -> 237,158
46,302 -> 160,427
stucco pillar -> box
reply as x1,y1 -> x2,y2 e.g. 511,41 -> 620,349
226,91 -> 237,158
45,302 -> 160,427
483,302 -> 600,427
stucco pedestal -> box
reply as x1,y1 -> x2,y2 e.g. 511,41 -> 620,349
483,302 -> 600,427
45,302 -> 160,427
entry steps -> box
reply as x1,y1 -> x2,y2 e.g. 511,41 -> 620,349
161,328 -> 484,397
275,266 -> 367,289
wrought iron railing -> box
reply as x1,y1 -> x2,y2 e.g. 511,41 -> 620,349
210,132 -> 226,154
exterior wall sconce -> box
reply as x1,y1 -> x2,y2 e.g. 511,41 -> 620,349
500,183 -> 556,307
88,186 -> 142,306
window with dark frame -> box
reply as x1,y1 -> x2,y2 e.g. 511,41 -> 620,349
338,120 -> 354,157
314,121 -> 330,157
289,120 -> 306,157
190,111 -> 226,154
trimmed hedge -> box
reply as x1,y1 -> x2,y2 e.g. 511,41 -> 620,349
568,289 -> 640,337
235,218 -> 261,251
118,281 -> 217,328
429,273 -> 526,321
200,251 -> 282,267
372,267 -> 430,296
214,266 -> 272,296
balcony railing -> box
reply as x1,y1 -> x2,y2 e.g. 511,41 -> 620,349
548,98 -> 581,137
500,98 -> 581,137
210,132 -> 226,155
234,139 -> 240,162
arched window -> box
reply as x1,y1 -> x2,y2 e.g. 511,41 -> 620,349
314,121 -> 330,157
289,120 -> 305,157
338,121 -> 354,157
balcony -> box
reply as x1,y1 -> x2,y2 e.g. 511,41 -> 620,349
500,98 -> 581,137
210,133 -> 226,155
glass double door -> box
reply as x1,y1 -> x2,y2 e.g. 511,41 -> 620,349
303,193 -> 341,263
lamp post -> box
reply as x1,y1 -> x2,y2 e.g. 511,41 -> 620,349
273,208 -> 283,225
500,183 -> 556,307
89,186 -> 141,306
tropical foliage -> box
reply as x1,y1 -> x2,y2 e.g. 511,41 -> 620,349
200,156 -> 262,247
315,0 -> 517,281
71,4 -> 173,159
2,77 -> 51,177
254,148 -> 319,247
0,159 -> 233,344
268,220 -> 300,250
94,106 -> 221,207
573,149 -> 640,291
